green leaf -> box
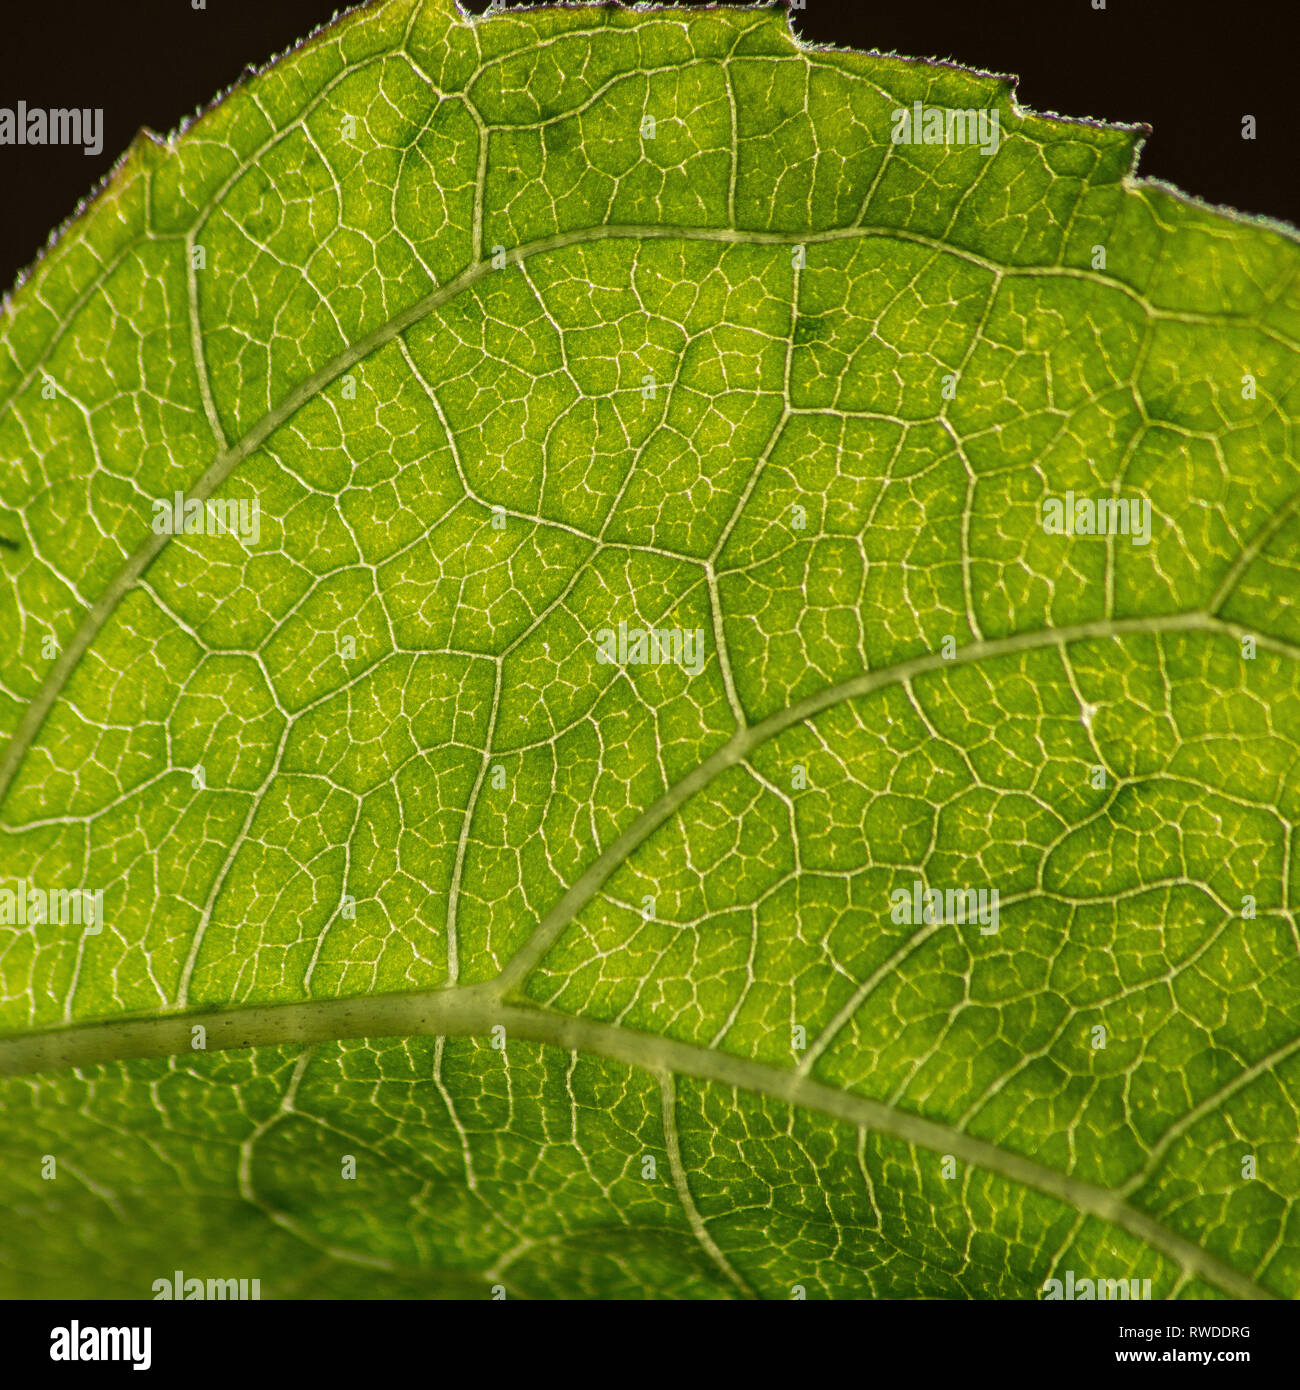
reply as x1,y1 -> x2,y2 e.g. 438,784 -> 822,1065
1,0 -> 1298,1301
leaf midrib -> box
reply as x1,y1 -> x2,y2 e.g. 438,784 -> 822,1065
0,608 -> 1288,1299
0,979 -> 1275,1300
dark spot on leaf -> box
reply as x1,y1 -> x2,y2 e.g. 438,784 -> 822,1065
543,122 -> 579,154
794,314 -> 830,345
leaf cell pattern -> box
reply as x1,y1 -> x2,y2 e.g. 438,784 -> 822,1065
0,0 -> 1298,1300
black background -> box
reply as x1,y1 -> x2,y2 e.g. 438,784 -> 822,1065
1,1297 -> 1290,1372
0,0 -> 1294,293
